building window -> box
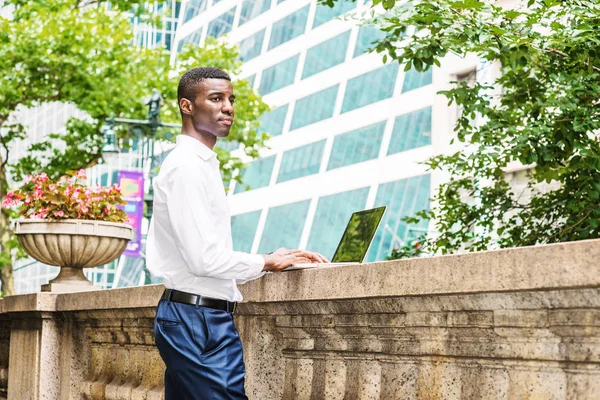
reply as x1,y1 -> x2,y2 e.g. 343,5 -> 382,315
217,140 -> 239,152
154,149 -> 173,167
207,7 -> 236,38
366,174 -> 430,261
239,0 -> 271,26
387,107 -> 432,155
302,30 -> 351,80
402,68 -> 432,93
258,104 -> 289,137
341,63 -> 399,113
258,200 -> 311,253
177,27 -> 203,53
246,73 -> 256,88
353,26 -> 386,58
327,121 -> 386,170
259,54 -> 299,95
289,84 -> 338,131
454,68 -> 477,123
231,210 -> 262,252
183,0 -> 208,23
239,29 -> 265,62
306,187 -> 370,259
234,155 -> 276,194
268,5 -> 310,50
277,140 -> 326,183
313,0 -> 357,29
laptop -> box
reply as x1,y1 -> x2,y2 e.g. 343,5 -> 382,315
286,206 -> 387,271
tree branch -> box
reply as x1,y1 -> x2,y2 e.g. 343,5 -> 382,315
547,47 -> 600,73
549,209 -> 593,241
0,134 -> 10,171
446,6 -> 600,74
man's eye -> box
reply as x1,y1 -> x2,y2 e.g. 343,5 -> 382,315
212,97 -> 221,101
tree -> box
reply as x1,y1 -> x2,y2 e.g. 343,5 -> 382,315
329,0 -> 600,255
0,0 -> 269,295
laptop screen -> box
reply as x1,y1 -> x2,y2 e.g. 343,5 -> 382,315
331,206 -> 386,263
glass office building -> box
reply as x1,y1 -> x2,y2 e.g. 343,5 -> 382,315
130,1 -> 182,51
171,0 -> 482,261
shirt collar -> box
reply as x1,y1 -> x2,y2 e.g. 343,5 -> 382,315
176,134 -> 217,161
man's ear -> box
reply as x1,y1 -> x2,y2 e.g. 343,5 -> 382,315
179,98 -> 193,116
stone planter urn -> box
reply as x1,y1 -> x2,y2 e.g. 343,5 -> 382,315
14,219 -> 134,292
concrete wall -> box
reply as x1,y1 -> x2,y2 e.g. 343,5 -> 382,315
1,239 -> 599,399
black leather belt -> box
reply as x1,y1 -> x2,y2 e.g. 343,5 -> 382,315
161,289 -> 237,313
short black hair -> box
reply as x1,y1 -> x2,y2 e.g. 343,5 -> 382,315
177,67 -> 231,108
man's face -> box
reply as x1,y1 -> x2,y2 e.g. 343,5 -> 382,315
185,78 -> 235,138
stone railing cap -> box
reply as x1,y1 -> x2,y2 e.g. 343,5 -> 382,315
1,239 -> 599,311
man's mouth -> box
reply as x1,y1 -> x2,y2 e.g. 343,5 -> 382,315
219,118 -> 233,126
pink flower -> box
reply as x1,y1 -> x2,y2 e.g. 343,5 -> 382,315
33,189 -> 43,198
54,210 -> 64,217
39,172 -> 49,182
24,174 -> 32,184
48,184 -> 56,191
412,241 -> 421,250
76,169 -> 87,180
30,212 -> 47,219
24,197 -> 32,205
104,206 -> 110,214
80,206 -> 89,213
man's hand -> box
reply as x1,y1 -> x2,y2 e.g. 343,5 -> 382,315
261,248 -> 330,272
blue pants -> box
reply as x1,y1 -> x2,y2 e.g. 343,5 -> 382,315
154,298 -> 248,400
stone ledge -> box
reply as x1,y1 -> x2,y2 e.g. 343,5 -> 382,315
0,292 -> 58,313
0,284 -> 163,314
239,239 -> 600,303
1,239 -> 599,314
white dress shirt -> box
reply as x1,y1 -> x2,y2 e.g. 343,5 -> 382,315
146,135 -> 265,301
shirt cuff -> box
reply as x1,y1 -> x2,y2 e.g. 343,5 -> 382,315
244,253 -> 265,279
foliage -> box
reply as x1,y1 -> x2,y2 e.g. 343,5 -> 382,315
342,0 -> 600,253
0,0 -> 269,294
386,238 -> 424,260
3,170 -> 128,223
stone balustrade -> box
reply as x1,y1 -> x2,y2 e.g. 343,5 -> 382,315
1,239 -> 599,399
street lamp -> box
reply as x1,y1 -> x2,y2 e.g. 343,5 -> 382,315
101,89 -> 181,219
100,124 -> 119,165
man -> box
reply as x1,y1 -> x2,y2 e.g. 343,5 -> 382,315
147,67 -> 328,400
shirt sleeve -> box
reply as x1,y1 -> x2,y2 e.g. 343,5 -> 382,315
165,162 -> 265,281
236,271 -> 267,285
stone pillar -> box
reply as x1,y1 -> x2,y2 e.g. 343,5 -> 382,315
4,294 -> 61,400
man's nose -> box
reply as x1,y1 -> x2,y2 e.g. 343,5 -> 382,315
222,100 -> 233,114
